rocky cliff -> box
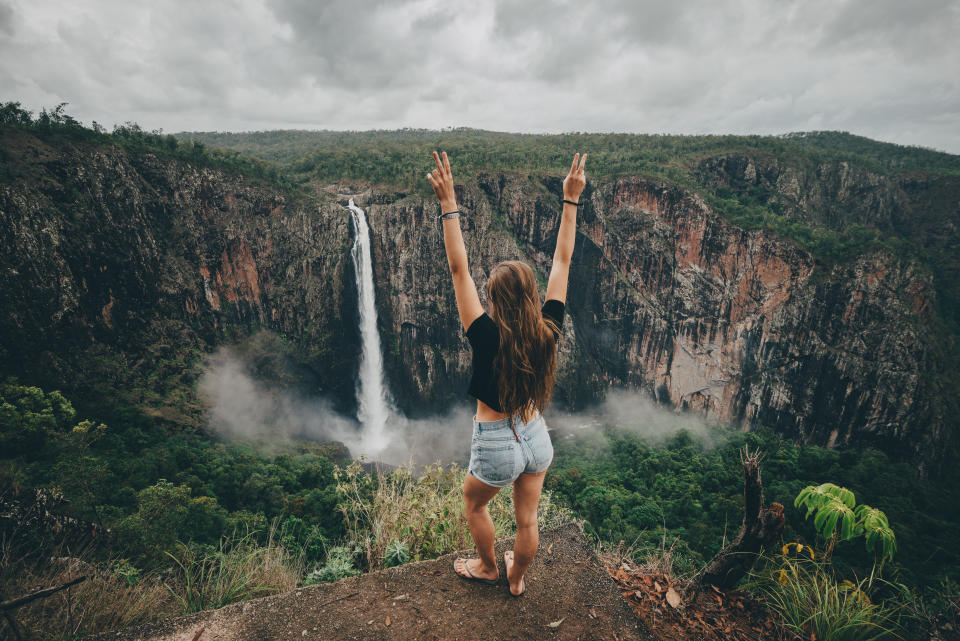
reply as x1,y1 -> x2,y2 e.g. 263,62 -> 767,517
2,125 -> 955,470
0,126 -> 358,424
359,171 -> 951,469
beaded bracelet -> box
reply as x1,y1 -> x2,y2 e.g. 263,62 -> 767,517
438,210 -> 461,220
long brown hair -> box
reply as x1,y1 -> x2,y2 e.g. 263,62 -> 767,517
486,260 -> 559,422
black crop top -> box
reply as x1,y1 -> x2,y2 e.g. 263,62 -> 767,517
466,299 -> 565,412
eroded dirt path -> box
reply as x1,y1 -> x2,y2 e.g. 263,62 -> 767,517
91,523 -> 653,641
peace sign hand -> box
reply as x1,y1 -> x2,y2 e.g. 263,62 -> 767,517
426,151 -> 457,212
563,153 -> 587,202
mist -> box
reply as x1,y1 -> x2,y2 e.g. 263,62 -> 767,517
198,345 -> 475,467
199,345 -> 722,468
548,388 -> 722,447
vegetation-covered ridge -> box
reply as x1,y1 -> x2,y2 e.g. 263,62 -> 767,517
6,102 -> 958,328
177,125 -> 960,329
175,127 -> 960,177
0,102 -> 300,192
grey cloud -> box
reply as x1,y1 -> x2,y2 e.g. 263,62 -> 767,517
819,0 -> 960,60
265,0 -> 462,91
0,1 -> 14,36
0,0 -> 957,152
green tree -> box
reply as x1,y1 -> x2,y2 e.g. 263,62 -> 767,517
118,479 -> 228,565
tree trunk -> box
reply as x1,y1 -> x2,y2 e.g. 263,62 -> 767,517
691,446 -> 784,591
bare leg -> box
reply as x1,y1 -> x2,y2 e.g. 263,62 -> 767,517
507,470 -> 546,595
457,472 -> 502,580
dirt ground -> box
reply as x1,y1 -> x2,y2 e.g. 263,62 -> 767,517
88,523 -> 654,641
603,561 -> 788,641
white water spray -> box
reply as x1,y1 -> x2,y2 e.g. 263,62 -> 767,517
347,199 -> 392,456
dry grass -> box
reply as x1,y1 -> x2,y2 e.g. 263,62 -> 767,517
336,461 -> 578,571
595,532 -> 687,585
164,527 -> 304,614
1,523 -> 304,639
2,555 -> 178,639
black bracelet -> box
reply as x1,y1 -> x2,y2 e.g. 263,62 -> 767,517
562,199 -> 580,207
438,210 -> 460,220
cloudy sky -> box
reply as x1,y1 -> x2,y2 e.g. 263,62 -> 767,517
2,0 -> 958,152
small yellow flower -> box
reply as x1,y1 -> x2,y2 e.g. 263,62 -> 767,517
777,569 -> 788,586
781,542 -> 815,560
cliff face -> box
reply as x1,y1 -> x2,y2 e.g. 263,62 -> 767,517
0,127 -> 358,421
361,172 -> 945,465
1,126 -> 954,468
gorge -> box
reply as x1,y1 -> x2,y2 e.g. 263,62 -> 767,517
1,121 -> 957,474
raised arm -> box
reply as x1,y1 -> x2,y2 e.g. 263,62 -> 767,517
545,153 -> 587,303
427,151 -> 484,331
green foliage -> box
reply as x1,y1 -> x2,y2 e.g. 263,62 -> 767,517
304,545 -> 361,585
752,554 -> 912,640
110,559 -> 143,587
795,483 -> 897,562
0,379 -> 347,574
0,101 -> 299,191
857,507 -> 897,565
0,379 -> 76,456
548,427 -> 960,590
163,532 -> 301,614
277,515 -> 328,565
383,539 -> 411,568
118,480 -> 229,564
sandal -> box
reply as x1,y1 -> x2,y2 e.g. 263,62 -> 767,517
504,551 -> 526,597
454,557 -> 500,585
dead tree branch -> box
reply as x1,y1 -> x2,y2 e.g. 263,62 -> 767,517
0,575 -> 87,611
690,446 -> 784,592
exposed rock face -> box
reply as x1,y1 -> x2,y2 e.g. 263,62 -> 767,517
1,127 -> 954,469
0,127 -> 358,421
362,173 -> 944,466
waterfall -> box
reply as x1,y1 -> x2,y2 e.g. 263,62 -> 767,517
347,199 -> 391,455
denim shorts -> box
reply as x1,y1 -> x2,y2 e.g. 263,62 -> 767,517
468,412 -> 554,488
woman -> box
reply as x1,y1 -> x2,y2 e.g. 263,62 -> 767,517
426,150 -> 587,597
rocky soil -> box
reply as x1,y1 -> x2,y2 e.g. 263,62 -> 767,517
87,523 -> 654,641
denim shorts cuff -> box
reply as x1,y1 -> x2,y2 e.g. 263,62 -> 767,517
468,469 -> 514,488
525,459 -> 552,475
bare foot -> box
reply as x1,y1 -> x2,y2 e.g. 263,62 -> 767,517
504,550 -> 525,596
454,557 -> 499,582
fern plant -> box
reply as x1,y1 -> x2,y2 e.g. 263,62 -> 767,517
794,483 -> 897,562
304,545 -> 361,585
383,539 -> 410,568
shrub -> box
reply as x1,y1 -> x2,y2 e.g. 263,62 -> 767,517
0,544 -> 177,639
795,483 -> 897,562
383,539 -> 410,568
304,545 -> 361,585
752,553 -> 911,641
163,531 -> 301,614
